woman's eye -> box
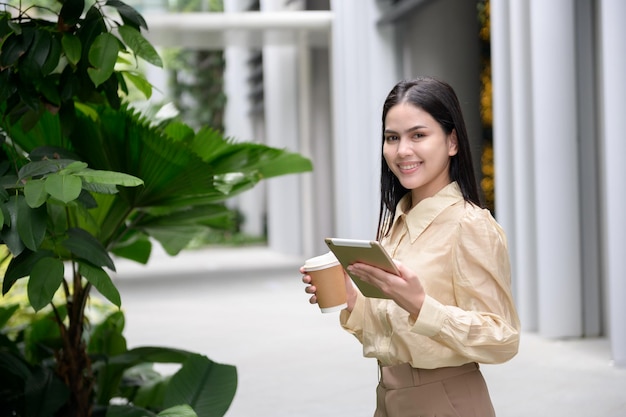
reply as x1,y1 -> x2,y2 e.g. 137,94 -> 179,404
413,132 -> 425,139
385,135 -> 399,142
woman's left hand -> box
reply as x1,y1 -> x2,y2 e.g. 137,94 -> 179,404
347,261 -> 425,320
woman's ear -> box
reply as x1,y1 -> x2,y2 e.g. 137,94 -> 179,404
448,129 -> 459,156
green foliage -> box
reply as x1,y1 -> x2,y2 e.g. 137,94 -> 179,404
0,0 -> 313,416
0,0 -> 162,129
0,303 -> 232,417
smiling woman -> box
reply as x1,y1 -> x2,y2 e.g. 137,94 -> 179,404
301,77 -> 520,417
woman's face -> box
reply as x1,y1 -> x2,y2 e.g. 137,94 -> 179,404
383,102 -> 458,205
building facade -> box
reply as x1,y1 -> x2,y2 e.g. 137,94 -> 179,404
143,0 -> 626,366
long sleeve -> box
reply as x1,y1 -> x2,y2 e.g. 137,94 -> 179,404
412,212 -> 520,364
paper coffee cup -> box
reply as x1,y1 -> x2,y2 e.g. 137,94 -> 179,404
303,252 -> 347,313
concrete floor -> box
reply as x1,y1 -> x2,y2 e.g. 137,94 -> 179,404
111,246 -> 626,417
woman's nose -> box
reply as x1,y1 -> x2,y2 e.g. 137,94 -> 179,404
397,137 -> 412,155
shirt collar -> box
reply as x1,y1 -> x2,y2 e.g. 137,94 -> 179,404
394,182 -> 464,242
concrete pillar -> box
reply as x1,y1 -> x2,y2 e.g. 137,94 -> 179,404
262,0 -> 304,255
529,0 -> 582,338
329,0 -> 397,239
599,0 -> 626,367
510,0 -> 538,331
490,0 -> 518,310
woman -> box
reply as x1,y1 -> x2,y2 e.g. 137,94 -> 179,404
302,77 -> 520,417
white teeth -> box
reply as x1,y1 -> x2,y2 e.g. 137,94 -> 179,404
399,163 -> 419,170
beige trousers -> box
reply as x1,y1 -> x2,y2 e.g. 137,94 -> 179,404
374,362 -> 496,417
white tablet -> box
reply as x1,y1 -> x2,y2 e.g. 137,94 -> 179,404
324,238 -> 399,299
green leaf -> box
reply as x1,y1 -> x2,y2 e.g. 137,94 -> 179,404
41,35 -> 62,75
60,0 -> 85,27
16,195 -> 47,251
0,195 -> 26,256
74,168 -> 143,187
110,235 -> 152,264
87,310 -> 127,356
105,405 -> 158,417
62,227 -> 116,270
18,159 -> 66,180
143,226 -> 200,256
106,0 -> 148,30
62,34 -> 82,66
164,355 -> 237,417
27,257 -> 64,311
0,350 -> 32,381
0,304 -> 20,328
88,33 -> 120,87
59,161 -> 88,173
24,179 -> 48,208
44,173 -> 82,203
2,249 -> 54,295
158,405 -> 198,417
122,70 -> 153,99
25,367 -> 70,417
118,25 -> 162,67
78,261 -> 121,307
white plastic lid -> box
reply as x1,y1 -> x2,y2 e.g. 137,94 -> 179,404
303,251 -> 340,271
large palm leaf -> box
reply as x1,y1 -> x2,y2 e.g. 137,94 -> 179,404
4,105 -> 313,257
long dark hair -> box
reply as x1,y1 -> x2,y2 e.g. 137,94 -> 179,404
377,77 -> 481,239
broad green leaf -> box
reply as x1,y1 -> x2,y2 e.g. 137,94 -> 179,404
25,367 -> 70,417
0,304 -> 20,328
16,195 -> 47,251
143,226 -> 200,256
110,235 -> 152,264
74,168 -> 143,187
164,354 -> 237,417
18,159 -> 66,180
87,310 -> 126,355
158,405 -> 197,417
62,227 -> 116,270
59,0 -> 85,26
109,346 -> 194,367
27,257 -> 64,311
117,25 -> 162,67
82,181 -> 120,195
105,405 -> 158,417
41,34 -> 62,75
59,161 -> 88,173
2,249 -> 53,295
122,70 -> 152,99
44,173 -> 82,203
88,33 -> 120,87
78,261 -> 121,307
24,179 -> 48,208
62,34 -> 82,66
106,0 -> 148,30
0,196 -> 25,256
0,350 -> 32,381
28,29 -> 51,69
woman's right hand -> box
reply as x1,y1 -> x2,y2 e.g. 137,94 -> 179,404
300,267 -> 357,312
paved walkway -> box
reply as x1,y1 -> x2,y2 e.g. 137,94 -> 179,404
112,246 -> 626,417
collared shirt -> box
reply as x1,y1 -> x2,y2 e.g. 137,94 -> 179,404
340,182 -> 520,369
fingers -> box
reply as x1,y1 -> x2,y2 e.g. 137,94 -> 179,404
301,271 -> 318,304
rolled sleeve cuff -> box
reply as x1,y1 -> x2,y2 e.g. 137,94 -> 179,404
340,292 -> 365,331
411,295 -> 447,337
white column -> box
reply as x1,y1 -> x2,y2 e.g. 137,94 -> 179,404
329,0 -> 397,239
510,0 -> 538,331
599,0 -> 626,367
490,0 -> 518,311
529,0 -> 582,338
262,0 -> 303,254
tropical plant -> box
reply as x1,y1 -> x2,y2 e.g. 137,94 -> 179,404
0,0 -> 313,416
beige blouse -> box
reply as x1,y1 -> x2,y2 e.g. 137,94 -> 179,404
340,182 -> 520,369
